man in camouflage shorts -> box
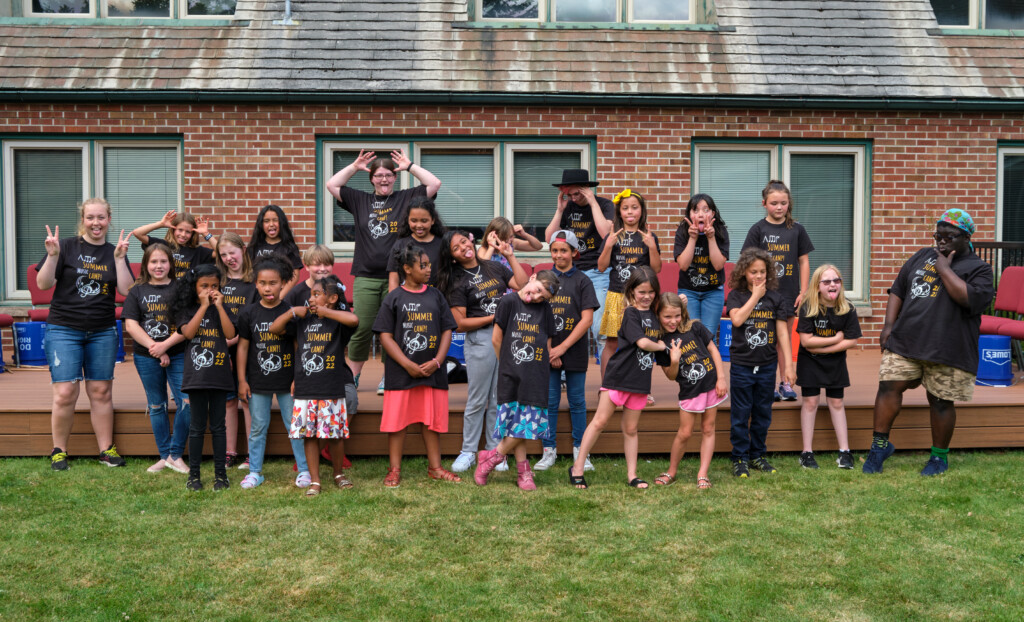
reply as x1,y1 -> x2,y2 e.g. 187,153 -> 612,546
864,209 -> 994,476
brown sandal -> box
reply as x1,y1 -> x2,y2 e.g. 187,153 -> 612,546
427,466 -> 462,483
334,473 -> 353,489
383,467 -> 401,488
697,476 -> 712,489
654,472 -> 676,486
305,482 -> 321,497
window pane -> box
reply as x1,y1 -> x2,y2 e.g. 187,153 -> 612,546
1002,155 -> 1024,242
331,150 -> 404,243
930,0 -> 971,26
104,147 -> 178,263
107,0 -> 169,17
14,150 -> 83,290
31,0 -> 89,13
421,149 -> 494,241
633,0 -> 688,21
986,0 -> 1024,28
186,0 -> 235,16
512,151 -> 582,246
696,150 -> 771,250
482,0 -> 539,19
556,0 -> 616,22
790,153 -> 855,287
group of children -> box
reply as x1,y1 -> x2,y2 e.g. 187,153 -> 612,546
120,173 -> 859,494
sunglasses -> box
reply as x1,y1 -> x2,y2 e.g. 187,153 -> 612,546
933,232 -> 964,242
820,278 -> 842,286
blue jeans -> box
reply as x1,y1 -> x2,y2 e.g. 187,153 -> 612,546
729,362 -> 777,461
584,267 -> 609,360
545,369 -> 588,449
133,352 -> 190,459
44,324 -> 117,383
679,287 -> 725,343
248,391 -> 306,474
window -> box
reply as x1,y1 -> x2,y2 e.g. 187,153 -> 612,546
25,0 -> 235,18
997,146 -> 1024,242
693,143 -> 869,300
476,0 -> 694,23
321,140 -> 591,253
2,139 -> 181,299
930,0 -> 1024,29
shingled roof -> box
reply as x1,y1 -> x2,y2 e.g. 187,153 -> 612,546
1,0 -> 1023,102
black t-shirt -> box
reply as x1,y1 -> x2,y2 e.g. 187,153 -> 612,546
142,239 -> 215,280
250,240 -> 303,271
885,248 -> 994,373
447,261 -> 515,318
335,185 -> 430,278
37,237 -> 132,331
558,196 -> 616,271
602,306 -> 662,394
549,268 -> 599,372
726,289 -> 788,368
122,282 -> 185,357
742,220 -> 814,304
175,305 -> 235,392
283,280 -> 350,310
600,231 -> 661,294
236,302 -> 296,393
292,313 -> 355,399
494,293 -> 556,408
796,306 -> 862,389
655,323 -> 719,400
372,286 -> 458,391
221,278 -> 257,324
386,236 -> 444,287
674,225 -> 730,291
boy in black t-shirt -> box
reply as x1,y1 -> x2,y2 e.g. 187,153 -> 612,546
864,210 -> 994,477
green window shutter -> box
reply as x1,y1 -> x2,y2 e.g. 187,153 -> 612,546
103,147 -> 178,263
1002,155 -> 1024,242
14,149 -> 83,290
331,150 -> 404,242
421,149 -> 495,240
513,151 -> 582,245
697,150 -> 771,250
789,153 -> 855,284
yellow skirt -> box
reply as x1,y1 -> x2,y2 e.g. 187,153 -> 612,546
600,291 -> 627,338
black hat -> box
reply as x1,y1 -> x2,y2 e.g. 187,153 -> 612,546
553,169 -> 600,188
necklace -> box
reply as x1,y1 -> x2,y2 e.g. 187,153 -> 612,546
461,264 -> 483,283
373,193 -> 393,213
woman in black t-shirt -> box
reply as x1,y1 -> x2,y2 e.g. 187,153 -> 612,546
38,198 -> 134,472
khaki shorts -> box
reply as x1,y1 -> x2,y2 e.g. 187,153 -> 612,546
879,350 -> 975,402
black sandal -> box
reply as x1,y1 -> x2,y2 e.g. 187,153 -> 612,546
628,478 -> 649,489
568,465 -> 588,489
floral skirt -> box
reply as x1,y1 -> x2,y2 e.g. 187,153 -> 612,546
289,398 -> 349,439
493,401 -> 552,441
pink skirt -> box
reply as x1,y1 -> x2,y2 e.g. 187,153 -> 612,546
679,388 -> 729,414
380,386 -> 450,433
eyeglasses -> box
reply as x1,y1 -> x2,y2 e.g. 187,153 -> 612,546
372,173 -> 396,180
820,278 -> 842,286
933,232 -> 964,242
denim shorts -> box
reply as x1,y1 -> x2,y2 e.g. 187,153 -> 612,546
44,324 -> 118,383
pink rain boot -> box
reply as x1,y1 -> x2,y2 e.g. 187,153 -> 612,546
474,449 -> 505,486
516,460 -> 536,491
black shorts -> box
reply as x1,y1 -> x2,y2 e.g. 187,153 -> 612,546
800,386 -> 844,399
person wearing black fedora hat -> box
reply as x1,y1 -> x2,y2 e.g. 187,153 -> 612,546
545,169 -> 615,359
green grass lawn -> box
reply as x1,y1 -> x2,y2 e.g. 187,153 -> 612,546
2,451 -> 1023,621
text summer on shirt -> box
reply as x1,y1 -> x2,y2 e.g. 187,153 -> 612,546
548,268 -> 600,372
726,288 -> 788,368
334,185 -> 430,278
495,293 -> 557,408
221,278 -> 257,323
599,230 -> 661,294
447,261 -> 514,318
122,282 -> 185,358
236,302 -> 296,393
36,237 -> 133,331
796,305 -> 862,389
602,306 -> 662,395
291,313 -> 355,400
655,322 -> 719,400
372,285 -> 458,391
175,305 -> 235,392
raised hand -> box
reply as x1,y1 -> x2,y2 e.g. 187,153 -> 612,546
194,215 -> 210,237
353,149 -> 376,172
209,289 -> 223,307
556,190 -> 568,212
641,229 -> 657,249
751,280 -> 767,300
684,217 -> 699,239
390,148 -> 412,171
114,230 -> 130,259
44,225 -> 61,257
513,224 -> 526,238
579,188 -> 596,204
159,209 -> 178,229
498,238 -> 514,258
705,216 -> 716,238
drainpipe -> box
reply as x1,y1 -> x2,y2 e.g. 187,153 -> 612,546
273,0 -> 297,25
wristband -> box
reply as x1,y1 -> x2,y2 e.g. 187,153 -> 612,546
204,233 -> 213,241
434,359 -> 441,370
291,309 -> 297,320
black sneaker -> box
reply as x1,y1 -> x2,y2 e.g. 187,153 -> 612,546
751,456 -> 778,473
799,452 -> 819,469
186,476 -> 203,491
50,447 -> 69,471
836,450 -> 854,470
98,444 -> 126,467
732,459 -> 750,478
213,477 -> 230,491
224,452 -> 238,469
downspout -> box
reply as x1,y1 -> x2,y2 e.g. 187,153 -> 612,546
272,0 -> 297,26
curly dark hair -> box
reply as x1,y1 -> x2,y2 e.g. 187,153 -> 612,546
170,263 -> 222,322
729,247 -> 779,291
392,242 -> 427,284
253,255 -> 295,285
312,275 -> 345,310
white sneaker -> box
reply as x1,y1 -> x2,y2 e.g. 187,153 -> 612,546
494,456 -> 509,472
534,447 -> 557,471
573,446 -> 595,472
377,376 -> 385,396
451,451 -> 476,472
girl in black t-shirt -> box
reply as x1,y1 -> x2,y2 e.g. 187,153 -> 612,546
171,263 -> 236,491
673,193 -> 729,342
474,271 -> 560,491
374,244 -> 460,487
132,209 -> 217,280
246,204 -> 302,292
655,293 -> 727,489
569,267 -> 667,490
796,264 -> 861,470
386,197 -> 447,291
123,244 -> 189,475
216,232 -> 256,469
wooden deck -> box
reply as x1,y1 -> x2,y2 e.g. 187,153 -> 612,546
2,350 -> 1024,457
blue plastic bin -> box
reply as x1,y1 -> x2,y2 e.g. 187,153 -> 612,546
14,321 -> 47,366
976,334 -> 1012,386
719,319 -> 732,362
116,320 -> 126,363
448,331 -> 466,364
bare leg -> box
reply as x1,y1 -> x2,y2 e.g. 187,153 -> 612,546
600,337 -> 617,382
496,436 -> 524,456
777,317 -> 796,385
621,407 -> 645,487
84,380 -> 115,451
872,380 -> 915,434
348,359 -> 366,379
328,438 -> 346,476
697,408 -> 717,480
225,398 -> 239,454
926,392 -> 957,449
800,394 -> 820,453
51,381 -> 81,450
423,429 -> 442,470
571,393 -> 616,480
388,430 -> 407,471
826,396 -> 850,450
304,438 -> 320,486
667,409 -> 695,478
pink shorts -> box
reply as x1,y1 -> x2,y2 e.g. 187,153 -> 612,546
679,388 -> 729,414
601,388 -> 648,410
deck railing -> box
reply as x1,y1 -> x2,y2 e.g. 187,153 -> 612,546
974,241 -> 1024,283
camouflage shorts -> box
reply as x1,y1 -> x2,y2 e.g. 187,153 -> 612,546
879,350 -> 975,402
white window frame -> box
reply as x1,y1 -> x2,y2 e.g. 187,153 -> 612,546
932,0 -> 982,29
477,0 -> 545,21
503,142 -> 589,253
996,146 -> 1024,243
24,0 -> 237,18
628,0 -> 696,23
321,141 -> 411,254
782,144 -> 867,300
552,0 -> 621,22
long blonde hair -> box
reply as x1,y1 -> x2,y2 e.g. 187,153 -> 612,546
163,211 -> 201,251
216,232 -> 253,284
802,264 -> 851,318
659,291 -> 695,333
77,197 -> 112,237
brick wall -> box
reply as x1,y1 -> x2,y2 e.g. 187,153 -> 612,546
2,102 -> 1020,357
